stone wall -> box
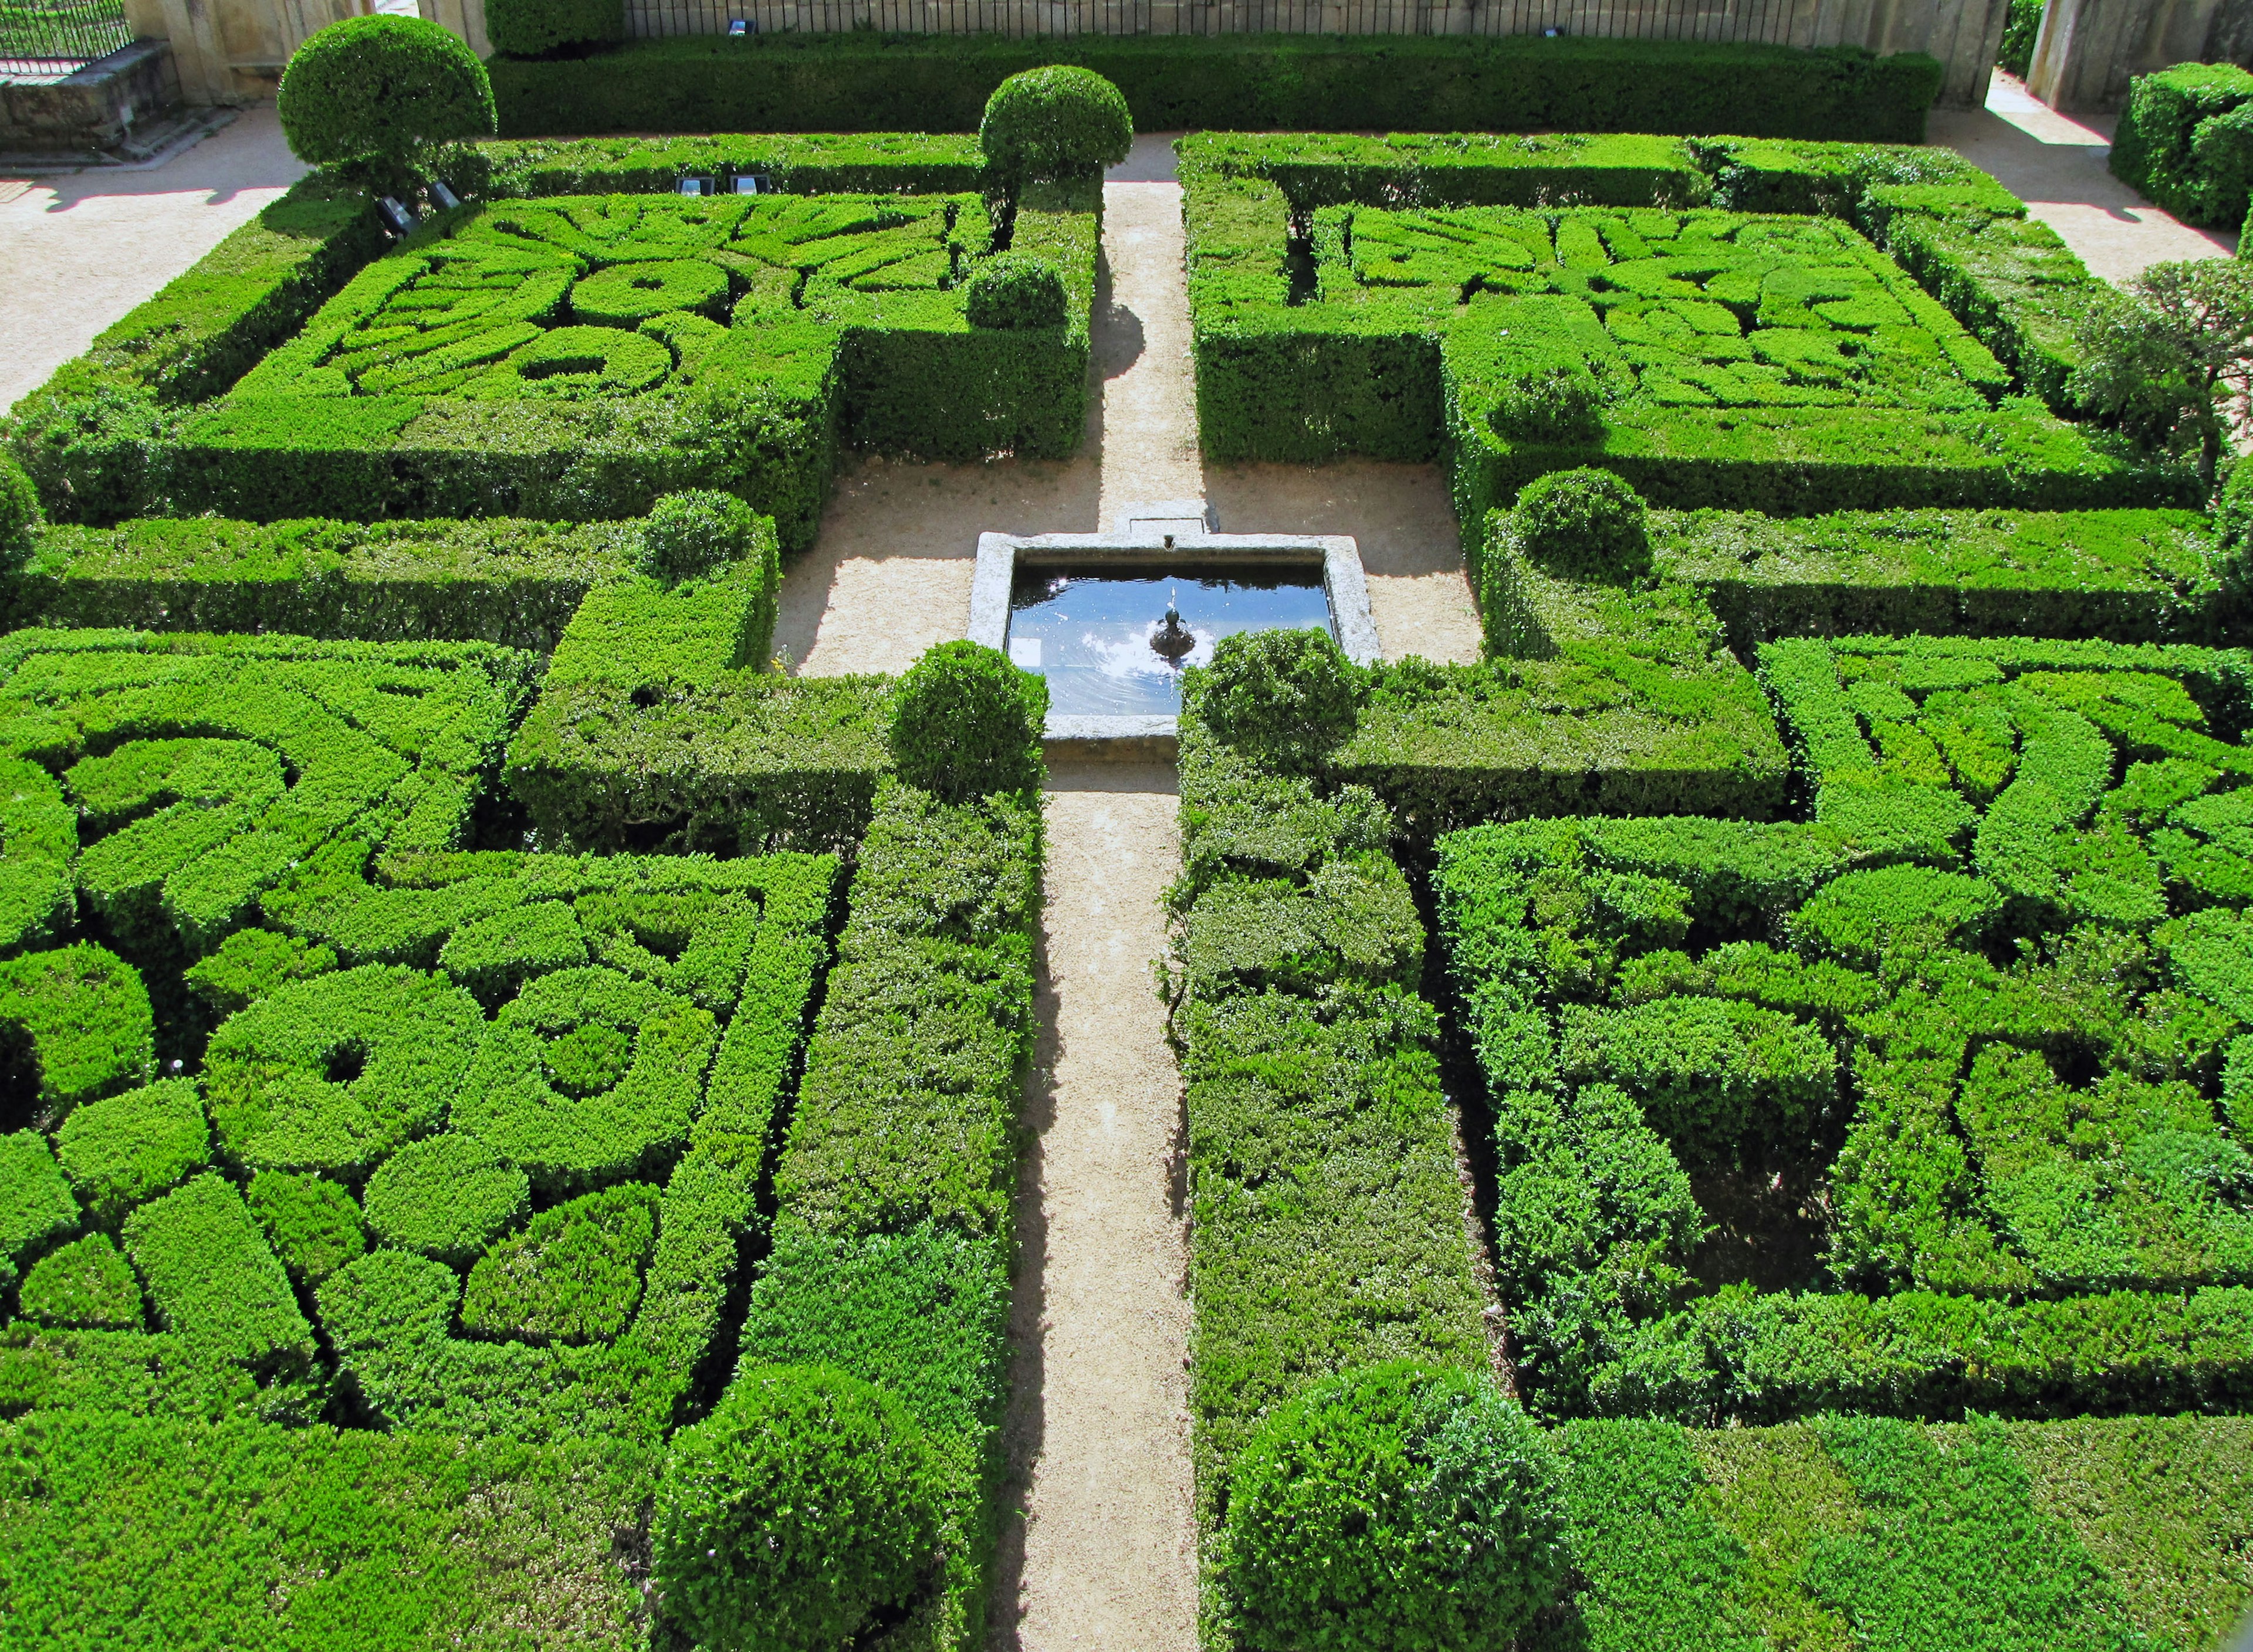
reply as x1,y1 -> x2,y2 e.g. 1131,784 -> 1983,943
2028,0 -> 2253,111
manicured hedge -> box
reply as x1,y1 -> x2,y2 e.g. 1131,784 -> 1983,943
1650,505 -> 2238,648
1172,638 -> 1491,1578
485,34 -> 1943,144
2,178 -> 383,523
1435,755 -> 2253,1423
11,512 -> 652,650
437,130 -> 989,200
2110,62 -> 2253,230
0,629 -> 535,960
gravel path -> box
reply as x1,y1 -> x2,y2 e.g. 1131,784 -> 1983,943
992,766 -> 1199,1651
1,106 -> 305,415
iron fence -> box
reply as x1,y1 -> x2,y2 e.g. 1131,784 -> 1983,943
630,0 -> 1815,45
0,0 -> 133,75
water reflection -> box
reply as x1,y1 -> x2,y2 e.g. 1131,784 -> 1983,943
1004,565 -> 1333,717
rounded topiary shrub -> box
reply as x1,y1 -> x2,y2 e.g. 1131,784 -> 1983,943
978,65 -> 1134,186
1190,628 -> 1358,772
652,1365 -> 942,1651
965,253 -> 1068,330
886,639 -> 1047,804
485,0 -> 623,58
1512,466 -> 1652,584
0,448 -> 43,567
276,16 -> 495,188
640,489 -> 757,585
1490,363 -> 1604,441
1222,1362 -> 1568,1651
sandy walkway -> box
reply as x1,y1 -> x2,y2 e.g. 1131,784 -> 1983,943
1931,73 -> 2234,282
1,105 -> 306,415
992,766 -> 1198,1651
779,140 -> 1485,674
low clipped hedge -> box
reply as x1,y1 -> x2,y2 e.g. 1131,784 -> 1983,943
486,34 -> 1943,143
2111,62 -> 2253,231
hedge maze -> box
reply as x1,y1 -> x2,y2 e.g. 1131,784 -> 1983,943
3,102 -> 2252,1650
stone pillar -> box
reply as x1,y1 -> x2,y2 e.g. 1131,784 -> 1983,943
2027,0 -> 2166,110
420,0 -> 491,56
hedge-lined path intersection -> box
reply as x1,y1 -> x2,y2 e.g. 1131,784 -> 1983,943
994,765 -> 1199,1651
1931,72 -> 2235,280
0,106 -> 306,415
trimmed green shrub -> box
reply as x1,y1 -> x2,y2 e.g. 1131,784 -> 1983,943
450,966 -> 718,1190
650,1364 -> 943,1650
0,1128 -> 78,1270
978,66 -> 1133,185
184,929 -> 339,1020
202,964 -> 487,1178
885,640 -> 1047,805
2112,63 -> 2253,228
460,1182 -> 659,1344
52,1079 -> 209,1227
483,36 -> 1944,145
121,1173 -> 319,1397
361,1133 -> 532,1265
437,901 -> 588,1008
1221,1361 -> 1568,1650
964,252 -> 1068,329
276,16 -> 497,188
0,944 -> 156,1127
637,489 -> 762,588
246,1169 -> 366,1287
485,0 -> 622,59
19,1231 -> 143,1329
1513,468 -> 1653,584
1190,628 -> 1359,774
0,449 -> 41,566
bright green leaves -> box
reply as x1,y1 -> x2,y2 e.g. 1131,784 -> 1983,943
460,1182 -> 659,1345
363,1133 -> 530,1265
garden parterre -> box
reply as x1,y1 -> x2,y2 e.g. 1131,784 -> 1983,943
2,106 -> 2252,1650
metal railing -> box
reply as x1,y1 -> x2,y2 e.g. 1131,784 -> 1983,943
630,0 -> 1818,44
0,0 -> 133,75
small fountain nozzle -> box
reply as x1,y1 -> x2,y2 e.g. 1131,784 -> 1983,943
1151,601 -> 1196,664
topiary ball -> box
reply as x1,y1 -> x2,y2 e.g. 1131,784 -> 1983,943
1222,1361 -> 1568,1651
277,16 -> 495,180
640,489 -> 757,585
652,1365 -> 942,1651
485,0 -> 623,58
1190,628 -> 1358,773
1512,466 -> 1652,584
0,448 -> 43,567
886,639 -> 1047,804
979,65 -> 1134,187
965,253 -> 1068,330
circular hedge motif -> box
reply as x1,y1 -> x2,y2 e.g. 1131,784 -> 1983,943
470,326 -> 672,402
571,260 -> 730,325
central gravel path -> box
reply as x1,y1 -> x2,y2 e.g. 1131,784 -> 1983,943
993,765 -> 1198,1650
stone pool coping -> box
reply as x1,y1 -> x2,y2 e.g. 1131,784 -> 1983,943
969,501 -> 1383,761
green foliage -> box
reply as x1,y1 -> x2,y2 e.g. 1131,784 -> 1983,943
1997,0 -> 2045,79
1514,468 -> 1653,584
963,252 -> 1068,329
1189,628 -> 1359,774
19,1231 -> 144,1329
52,1080 -> 209,1227
979,65 -> 1134,185
2070,258 -> 2253,489
202,964 -> 488,1179
276,16 -> 497,186
185,929 -> 339,1020
0,944 -> 155,1127
361,1133 -> 530,1265
637,488 -> 759,587
2112,62 -> 2253,227
437,901 -> 588,1008
482,36 -> 1943,145
461,1182 -> 659,1344
0,1129 -> 78,1271
246,1170 -> 366,1287
0,449 -> 41,566
885,639 -> 1047,805
16,511 -> 645,650
650,1365 -> 943,1651
1221,1362 -> 1567,1651
485,0 -> 621,59
121,1173 -> 319,1402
